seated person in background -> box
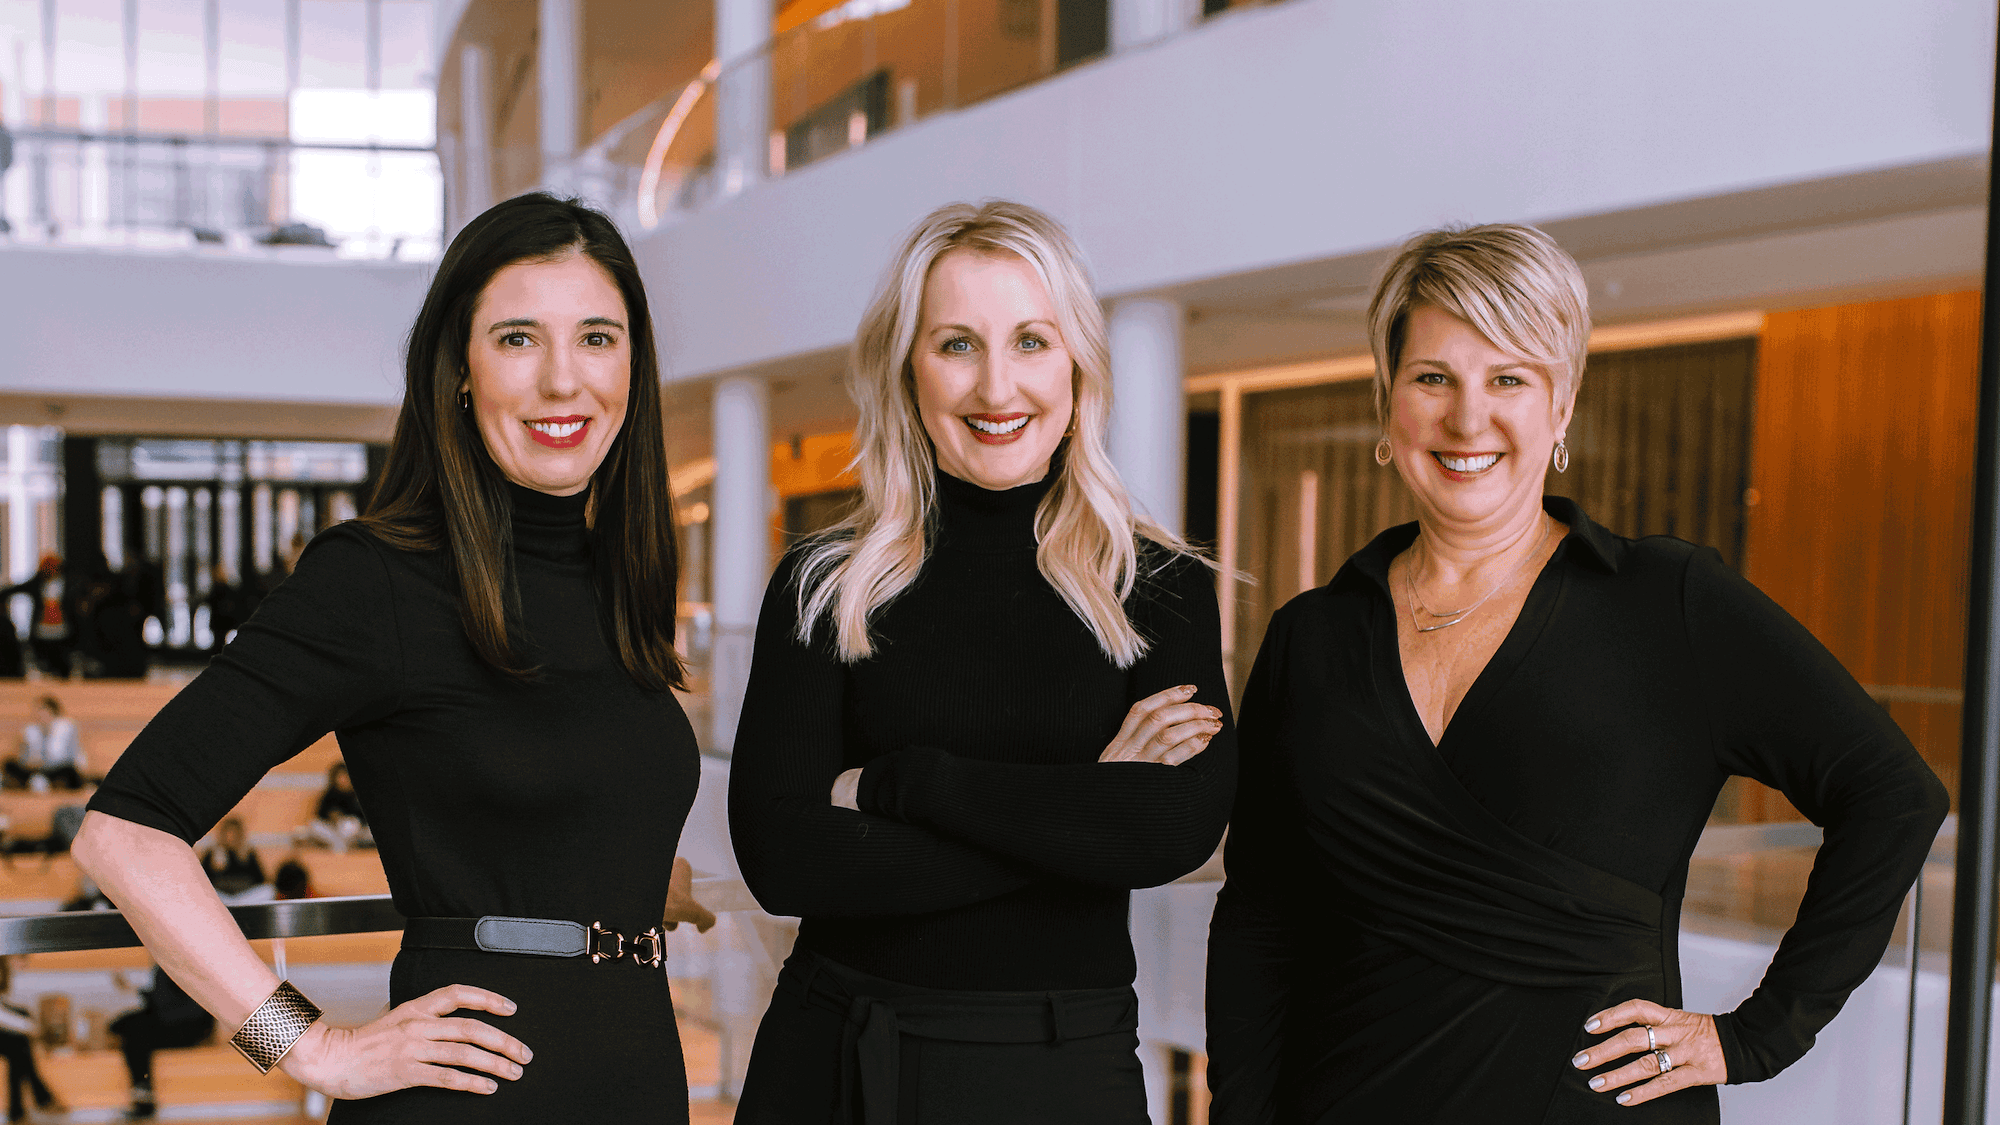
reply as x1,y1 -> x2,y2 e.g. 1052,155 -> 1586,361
295,762 -> 369,852
110,967 -> 214,1121
273,857 -> 313,900
198,818 -> 264,897
5,697 -> 82,791
0,957 -> 60,1123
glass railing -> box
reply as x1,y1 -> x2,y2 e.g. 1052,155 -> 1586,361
598,0 -> 1285,231
0,128 -> 442,260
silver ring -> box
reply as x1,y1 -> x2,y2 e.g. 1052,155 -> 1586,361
1646,1025 -> 1657,1053
1656,1050 -> 1674,1075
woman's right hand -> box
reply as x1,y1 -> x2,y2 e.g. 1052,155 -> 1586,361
280,984 -> 532,1099
1098,684 -> 1224,765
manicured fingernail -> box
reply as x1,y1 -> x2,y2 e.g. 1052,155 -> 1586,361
1589,1076 -> 1605,1090
1616,1093 -> 1631,1105
524,1048 -> 534,1062
1584,1018 -> 1600,1031
1572,1053 -> 1589,1068
483,1080 -> 499,1094
505,1001 -> 518,1014
509,1064 -> 523,1079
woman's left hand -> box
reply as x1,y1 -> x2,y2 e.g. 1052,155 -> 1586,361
830,768 -> 862,811
1572,998 -> 1727,1106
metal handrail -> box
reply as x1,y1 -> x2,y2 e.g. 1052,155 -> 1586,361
0,895 -> 403,957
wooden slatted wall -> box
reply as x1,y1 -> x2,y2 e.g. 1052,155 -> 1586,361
1739,291 -> 1981,819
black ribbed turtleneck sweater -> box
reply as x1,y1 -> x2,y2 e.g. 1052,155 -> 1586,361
729,470 -> 1237,991
92,482 -> 700,936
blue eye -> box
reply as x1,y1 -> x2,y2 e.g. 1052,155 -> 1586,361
1019,335 -> 1047,351
942,338 -> 973,354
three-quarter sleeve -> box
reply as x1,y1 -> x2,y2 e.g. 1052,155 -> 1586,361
852,551 -> 1236,889
1684,547 -> 1949,1083
87,526 -> 406,844
727,547 -> 1039,919
1206,602 -> 1317,1124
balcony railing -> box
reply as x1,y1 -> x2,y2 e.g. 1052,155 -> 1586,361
0,128 -> 442,259
568,0 -> 1285,234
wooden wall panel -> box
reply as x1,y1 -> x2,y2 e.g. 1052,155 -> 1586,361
1740,291 -> 1981,818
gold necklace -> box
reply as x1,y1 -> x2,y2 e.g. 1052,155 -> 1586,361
1404,516 -> 1551,633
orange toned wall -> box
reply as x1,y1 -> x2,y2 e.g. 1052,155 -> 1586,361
1739,291 -> 1981,819
768,430 -> 859,555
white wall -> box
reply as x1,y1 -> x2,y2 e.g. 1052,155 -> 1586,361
637,0 -> 1994,382
0,247 -> 429,405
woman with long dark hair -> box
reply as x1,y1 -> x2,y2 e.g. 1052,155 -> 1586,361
72,193 -> 704,1123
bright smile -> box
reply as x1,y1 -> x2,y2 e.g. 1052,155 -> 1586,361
963,413 -> 1031,445
526,416 -> 590,449
1431,451 -> 1502,479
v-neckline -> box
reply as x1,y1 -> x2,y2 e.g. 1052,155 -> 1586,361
1380,546 -> 1569,754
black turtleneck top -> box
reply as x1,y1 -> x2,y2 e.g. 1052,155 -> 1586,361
90,483 -> 700,937
729,471 -> 1236,991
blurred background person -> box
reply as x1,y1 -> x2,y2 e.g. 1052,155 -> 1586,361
109,966 -> 214,1121
0,558 -> 71,678
199,817 -> 266,898
0,957 -> 59,1124
296,762 -> 371,852
5,696 -> 82,791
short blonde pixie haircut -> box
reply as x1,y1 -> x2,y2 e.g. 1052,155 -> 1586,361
1364,223 -> 1591,427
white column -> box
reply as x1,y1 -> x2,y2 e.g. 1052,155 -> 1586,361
714,0 -> 773,196
1108,296 -> 1186,534
78,93 -> 108,234
1111,0 -> 1195,52
709,375 -> 770,754
536,0 -> 581,188
458,44 -> 494,222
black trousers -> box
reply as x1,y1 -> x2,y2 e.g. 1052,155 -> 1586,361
110,1010 -> 214,1088
2,762 -> 80,790
0,1030 -> 49,1116
736,948 -> 1148,1125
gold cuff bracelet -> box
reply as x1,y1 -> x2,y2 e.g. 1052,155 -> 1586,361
230,981 -> 323,1075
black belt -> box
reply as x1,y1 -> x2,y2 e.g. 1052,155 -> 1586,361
780,947 -> 1139,1125
401,916 -> 666,969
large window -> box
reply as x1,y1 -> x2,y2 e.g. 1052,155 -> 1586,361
0,0 -> 441,257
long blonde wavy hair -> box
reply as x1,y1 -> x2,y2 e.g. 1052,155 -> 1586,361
794,200 -> 1194,668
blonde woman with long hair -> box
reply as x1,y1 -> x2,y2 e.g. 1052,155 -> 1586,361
728,200 -> 1236,1123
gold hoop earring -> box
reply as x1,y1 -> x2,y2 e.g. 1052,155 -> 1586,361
1374,437 -> 1393,467
1553,438 -> 1570,474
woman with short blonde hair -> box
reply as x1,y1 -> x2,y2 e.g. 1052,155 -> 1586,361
730,200 -> 1237,1123
1206,222 -> 1944,1123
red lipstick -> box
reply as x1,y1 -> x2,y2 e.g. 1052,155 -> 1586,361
525,416 -> 590,450
963,413 -> 1031,446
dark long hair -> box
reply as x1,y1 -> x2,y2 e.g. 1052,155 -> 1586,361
359,193 -> 685,692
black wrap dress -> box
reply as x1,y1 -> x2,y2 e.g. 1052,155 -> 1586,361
1206,497 -> 1947,1124
89,483 -> 701,1123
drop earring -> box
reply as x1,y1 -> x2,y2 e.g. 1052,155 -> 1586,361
459,390 -> 471,412
1374,437 -> 1393,466
1552,438 -> 1570,474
